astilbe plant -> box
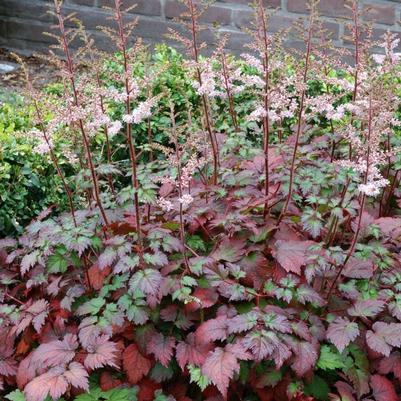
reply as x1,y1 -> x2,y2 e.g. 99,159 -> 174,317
2,1 -> 401,401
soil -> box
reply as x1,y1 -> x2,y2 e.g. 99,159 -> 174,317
0,48 -> 58,96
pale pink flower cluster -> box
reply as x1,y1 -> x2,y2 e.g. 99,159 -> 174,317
247,105 -> 268,122
191,58 -> 263,98
269,93 -> 297,122
307,95 -> 346,121
86,98 -> 110,135
178,194 -> 194,209
339,159 -> 389,197
337,95 -> 399,197
373,32 -> 401,67
240,74 -> 264,88
123,97 -> 158,124
247,91 -> 297,123
108,121 -> 122,138
25,129 -> 53,155
359,178 -> 389,197
108,87 -> 126,103
180,155 -> 205,188
217,67 -> 249,96
156,154 -> 205,189
241,53 -> 264,73
192,64 -> 221,98
155,154 -> 205,212
157,197 -> 174,212
63,149 -> 79,165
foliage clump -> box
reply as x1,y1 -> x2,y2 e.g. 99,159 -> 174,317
1,1 -> 401,401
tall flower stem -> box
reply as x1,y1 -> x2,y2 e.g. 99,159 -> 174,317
187,0 -> 219,185
348,0 -> 361,160
34,101 -> 77,227
278,6 -> 315,224
114,0 -> 142,245
326,96 -> 373,300
169,102 -> 190,270
97,71 -> 117,199
18,56 -> 78,226
256,0 -> 271,218
220,53 -> 239,131
54,1 -> 109,226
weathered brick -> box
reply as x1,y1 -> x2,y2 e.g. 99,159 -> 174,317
233,9 -> 295,30
165,1 -> 232,26
231,9 -> 253,29
97,0 -> 162,17
218,0 -> 281,8
0,37 -> 49,55
222,29 -> 251,52
343,25 -> 401,49
135,17 -> 184,41
363,3 -> 395,25
0,0 -> 54,23
322,21 -> 340,40
201,5 -> 232,26
67,0 -> 96,6
372,28 -> 401,48
62,6 -> 117,29
2,18 -> 55,44
268,14 -> 298,32
164,0 -> 187,19
288,0 -> 352,19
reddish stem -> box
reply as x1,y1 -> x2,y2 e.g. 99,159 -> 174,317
257,0 -> 271,219
55,2 -> 109,226
326,95 -> 373,300
114,0 -> 143,245
278,9 -> 314,224
187,0 -> 219,185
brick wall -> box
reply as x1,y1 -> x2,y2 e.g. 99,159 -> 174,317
0,0 -> 400,56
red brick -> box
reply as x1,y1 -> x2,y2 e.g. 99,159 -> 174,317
372,28 -> 401,48
201,5 -> 232,26
0,0 -> 53,22
268,14 -> 298,32
232,9 -> 253,28
218,0 -> 281,8
97,0 -> 162,17
223,29 -> 251,51
165,1 -> 232,26
2,18 -> 55,44
343,26 -> 401,49
233,10 -> 294,30
288,0 -> 352,19
164,0 -> 186,20
363,3 -> 395,25
68,0 -> 96,6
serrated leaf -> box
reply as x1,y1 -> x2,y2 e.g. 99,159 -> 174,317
188,364 -> 211,391
317,345 -> 345,370
348,299 -> 385,318
123,344 -> 151,384
84,336 -> 119,369
304,374 -> 329,401
5,390 -> 26,401
202,343 -> 251,398
146,333 -> 175,367
327,317 -> 359,353
21,250 -> 40,275
77,297 -> 105,316
129,269 -> 162,296
272,240 -> 315,274
370,374 -> 397,401
176,333 -> 212,370
366,322 -> 401,356
47,253 -> 68,273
